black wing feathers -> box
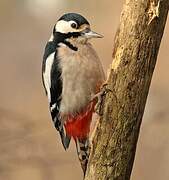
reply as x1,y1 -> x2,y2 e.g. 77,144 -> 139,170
50,54 -> 71,149
50,55 -> 62,129
42,41 -> 71,149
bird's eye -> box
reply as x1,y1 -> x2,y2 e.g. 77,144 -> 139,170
71,22 -> 78,29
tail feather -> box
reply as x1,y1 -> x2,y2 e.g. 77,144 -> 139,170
53,115 -> 71,150
59,127 -> 71,150
75,138 -> 90,175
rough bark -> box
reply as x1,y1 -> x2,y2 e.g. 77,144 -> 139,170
85,0 -> 169,180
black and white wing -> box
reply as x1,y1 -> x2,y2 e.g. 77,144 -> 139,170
42,41 -> 70,149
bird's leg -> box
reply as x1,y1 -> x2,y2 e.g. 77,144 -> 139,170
92,83 -> 112,116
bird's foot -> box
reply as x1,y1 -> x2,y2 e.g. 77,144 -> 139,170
92,83 -> 112,116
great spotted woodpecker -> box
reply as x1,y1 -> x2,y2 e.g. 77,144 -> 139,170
42,13 -> 105,174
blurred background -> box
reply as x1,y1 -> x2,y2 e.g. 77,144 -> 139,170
0,0 -> 169,179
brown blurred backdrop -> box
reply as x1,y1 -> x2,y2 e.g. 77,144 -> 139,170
0,0 -> 169,179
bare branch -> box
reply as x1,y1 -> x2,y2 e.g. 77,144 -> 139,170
85,0 -> 169,179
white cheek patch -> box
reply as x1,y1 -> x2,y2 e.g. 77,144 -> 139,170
55,20 -> 78,33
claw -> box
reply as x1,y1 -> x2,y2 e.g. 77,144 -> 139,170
92,83 -> 111,116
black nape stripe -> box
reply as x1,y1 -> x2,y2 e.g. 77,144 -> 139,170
63,40 -> 78,51
53,32 -> 80,51
53,31 -> 81,42
43,31 -> 80,67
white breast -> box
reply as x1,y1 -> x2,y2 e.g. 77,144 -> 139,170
58,42 -> 105,115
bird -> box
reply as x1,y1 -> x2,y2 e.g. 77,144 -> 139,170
42,13 -> 105,174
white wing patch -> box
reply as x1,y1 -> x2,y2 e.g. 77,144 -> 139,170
43,52 -> 55,102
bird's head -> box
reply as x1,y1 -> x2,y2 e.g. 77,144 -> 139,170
50,13 -> 103,44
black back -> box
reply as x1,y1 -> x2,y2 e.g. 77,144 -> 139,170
42,36 -> 71,149
42,41 -> 62,129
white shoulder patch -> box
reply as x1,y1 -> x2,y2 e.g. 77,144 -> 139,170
43,52 -> 55,102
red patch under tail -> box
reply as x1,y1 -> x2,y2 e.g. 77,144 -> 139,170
64,101 -> 95,139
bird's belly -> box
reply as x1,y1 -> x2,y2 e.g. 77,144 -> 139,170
60,65 -> 97,114
58,43 -> 104,115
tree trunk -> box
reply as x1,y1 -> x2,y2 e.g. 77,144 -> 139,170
85,0 -> 169,179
